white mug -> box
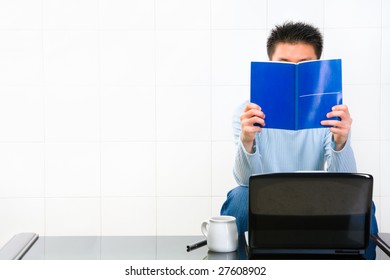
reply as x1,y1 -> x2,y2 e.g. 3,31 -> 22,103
201,216 -> 238,253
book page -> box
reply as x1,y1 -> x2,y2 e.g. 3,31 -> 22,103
297,59 -> 342,129
250,61 -> 296,130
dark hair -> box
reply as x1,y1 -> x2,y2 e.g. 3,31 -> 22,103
267,21 -> 323,59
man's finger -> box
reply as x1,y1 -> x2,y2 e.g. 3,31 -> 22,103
332,104 -> 348,111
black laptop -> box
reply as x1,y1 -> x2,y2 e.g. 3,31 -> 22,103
247,172 -> 373,259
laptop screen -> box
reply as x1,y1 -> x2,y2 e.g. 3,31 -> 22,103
248,173 -> 373,251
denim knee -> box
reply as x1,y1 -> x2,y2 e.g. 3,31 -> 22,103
371,202 -> 378,235
220,186 -> 248,235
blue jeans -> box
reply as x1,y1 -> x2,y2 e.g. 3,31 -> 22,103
220,186 -> 379,259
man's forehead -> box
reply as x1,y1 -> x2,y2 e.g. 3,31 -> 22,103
271,42 -> 317,63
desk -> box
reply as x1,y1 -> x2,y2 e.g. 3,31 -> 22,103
1,233 -> 389,260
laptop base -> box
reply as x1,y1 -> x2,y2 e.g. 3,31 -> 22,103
244,232 -> 366,260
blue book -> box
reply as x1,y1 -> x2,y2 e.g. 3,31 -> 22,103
250,59 -> 342,130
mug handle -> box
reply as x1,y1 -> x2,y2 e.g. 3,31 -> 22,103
201,220 -> 209,237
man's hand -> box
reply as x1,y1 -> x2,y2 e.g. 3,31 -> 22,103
240,103 -> 265,153
321,104 -> 352,151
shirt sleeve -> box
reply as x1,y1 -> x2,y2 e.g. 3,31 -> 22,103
232,101 -> 264,186
324,129 -> 357,172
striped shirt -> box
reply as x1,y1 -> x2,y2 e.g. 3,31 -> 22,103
233,101 -> 357,186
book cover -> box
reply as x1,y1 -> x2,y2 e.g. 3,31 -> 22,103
250,59 -> 342,130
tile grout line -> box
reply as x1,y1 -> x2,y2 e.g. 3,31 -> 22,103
210,0 -> 213,218
266,0 -> 269,31
154,0 -> 158,240
97,1 -> 103,258
40,0 -> 47,258
379,0 -> 383,229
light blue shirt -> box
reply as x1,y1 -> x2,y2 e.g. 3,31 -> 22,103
233,101 -> 357,186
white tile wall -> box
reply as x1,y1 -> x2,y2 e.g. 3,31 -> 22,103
43,30 -> 99,86
0,31 -> 43,86
380,0 -> 390,235
0,86 -> 44,142
268,0 -> 324,29
101,86 -> 156,141
156,0 -> 210,30
45,198 -> 100,236
102,197 -> 156,235
324,0 -> 382,28
101,142 -> 156,197
45,143 -> 100,197
382,85 -> 390,140
344,85 -> 381,140
99,30 -> 155,86
211,0 -> 267,29
382,29 -> 390,84
156,86 -> 211,141
42,0 -> 98,30
156,30 -> 211,85
212,141 -> 237,196
353,140 -> 381,197
0,0 -> 389,247
99,0 -> 155,30
45,86 -> 99,142
156,142 -> 211,197
384,0 -> 390,28
0,144 -> 44,198
212,30 -> 267,85
0,0 -> 42,29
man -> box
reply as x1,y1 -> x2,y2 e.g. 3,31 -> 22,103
221,22 -> 378,238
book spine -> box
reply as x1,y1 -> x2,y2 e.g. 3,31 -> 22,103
340,60 -> 343,104
295,64 -> 299,130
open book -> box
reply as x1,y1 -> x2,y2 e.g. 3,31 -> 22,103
250,59 -> 342,130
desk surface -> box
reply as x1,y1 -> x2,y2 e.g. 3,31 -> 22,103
23,236 -> 214,260
15,233 -> 389,260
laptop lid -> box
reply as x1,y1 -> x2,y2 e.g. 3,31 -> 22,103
248,172 -> 373,257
